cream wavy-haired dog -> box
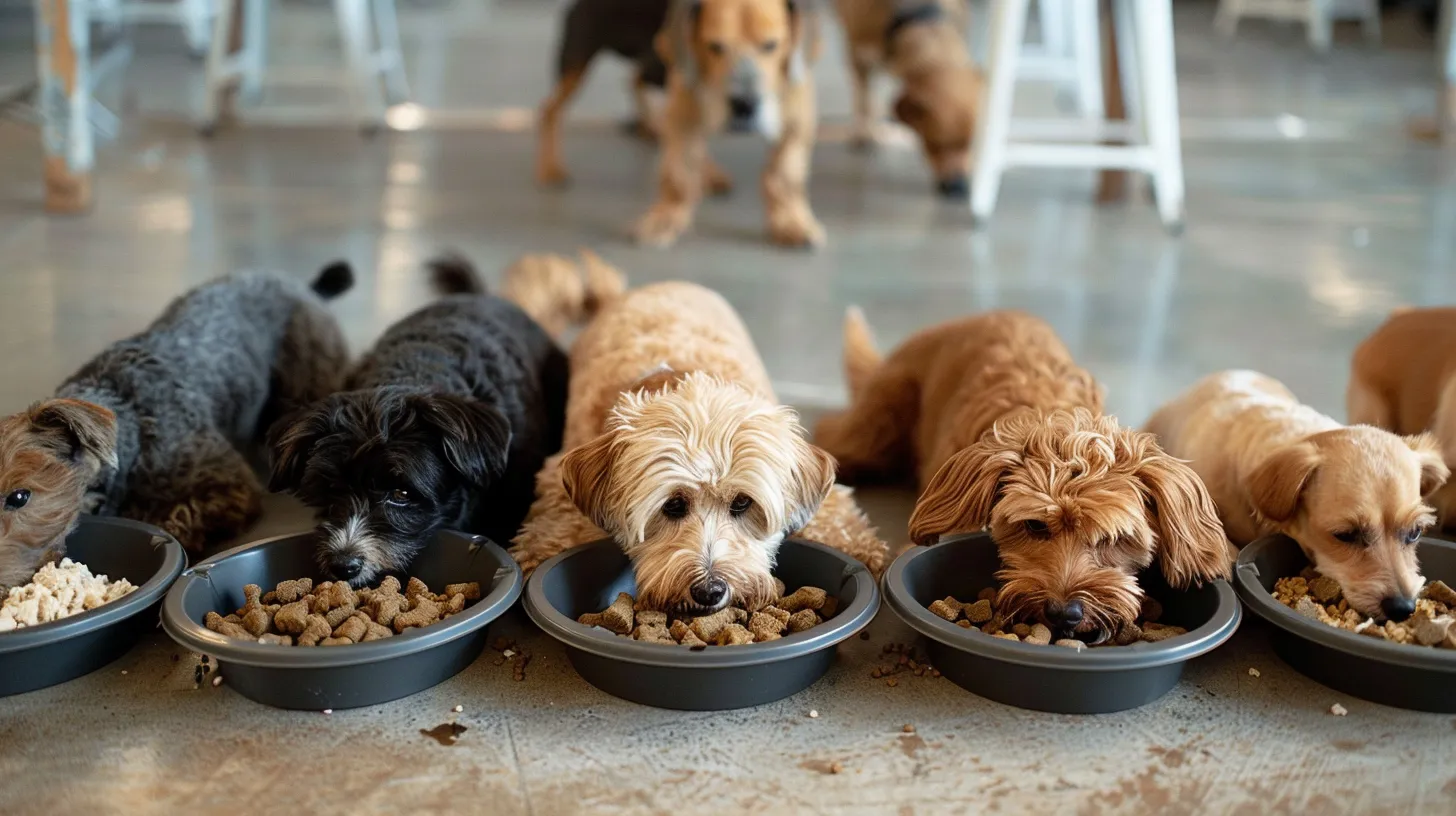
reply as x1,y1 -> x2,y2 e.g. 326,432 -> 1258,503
1146,370 -> 1448,621
814,310 -> 1230,641
510,281 -> 884,613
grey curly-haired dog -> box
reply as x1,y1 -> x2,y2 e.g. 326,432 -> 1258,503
269,255 -> 569,586
0,265 -> 354,591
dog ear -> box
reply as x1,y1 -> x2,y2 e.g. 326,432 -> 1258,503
1403,433 -> 1450,497
908,438 -> 1019,546
268,403 -> 332,493
560,431 -> 621,531
782,438 -> 836,534
664,0 -> 703,85
416,394 -> 513,489
1136,451 -> 1232,587
28,399 -> 118,470
1246,441 -> 1320,524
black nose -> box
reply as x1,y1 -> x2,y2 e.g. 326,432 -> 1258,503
1045,599 -> 1084,628
690,576 -> 728,608
728,96 -> 758,119
1381,595 -> 1416,622
936,175 -> 969,198
331,557 -> 364,581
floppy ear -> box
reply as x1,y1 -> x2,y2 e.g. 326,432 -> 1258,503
1136,451 -> 1232,587
664,0 -> 703,85
1247,442 -> 1320,524
28,399 -> 118,470
1404,433 -> 1450,497
416,394 -> 513,489
782,438 -> 836,534
560,431 -> 621,531
268,402 -> 332,493
908,439 -> 1019,546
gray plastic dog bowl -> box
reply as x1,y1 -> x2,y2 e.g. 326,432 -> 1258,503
525,538 -> 880,711
1235,534 -> 1456,712
884,533 -> 1242,714
162,529 -> 522,710
0,515 -> 185,697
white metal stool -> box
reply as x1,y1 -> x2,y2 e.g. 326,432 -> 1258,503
1215,0 -> 1381,52
969,0 -> 1103,119
92,0 -> 216,56
971,0 -> 1185,230
199,0 -> 410,134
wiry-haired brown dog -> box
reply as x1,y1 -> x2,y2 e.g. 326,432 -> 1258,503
510,281 -> 885,614
815,309 -> 1230,642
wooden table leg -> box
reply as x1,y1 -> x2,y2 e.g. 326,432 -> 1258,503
34,0 -> 93,214
1095,0 -> 1129,204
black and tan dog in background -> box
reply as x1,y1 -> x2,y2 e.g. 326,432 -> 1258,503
633,0 -> 825,248
834,0 -> 981,197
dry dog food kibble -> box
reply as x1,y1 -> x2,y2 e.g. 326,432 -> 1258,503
0,558 -> 137,632
204,575 -> 480,646
925,589 -> 1187,648
578,584 -> 836,647
1273,570 -> 1456,649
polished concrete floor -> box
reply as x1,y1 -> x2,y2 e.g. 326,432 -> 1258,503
2,1 -> 1456,814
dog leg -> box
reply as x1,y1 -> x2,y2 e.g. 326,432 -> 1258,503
848,56 -> 880,151
813,367 -> 919,484
702,155 -> 734,197
625,70 -> 660,141
762,82 -> 826,248
633,90 -> 705,248
126,436 -> 264,551
537,67 -> 589,188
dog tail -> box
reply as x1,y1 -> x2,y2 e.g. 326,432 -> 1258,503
501,248 -> 627,339
310,261 -> 355,300
843,306 -> 883,399
429,252 -> 488,296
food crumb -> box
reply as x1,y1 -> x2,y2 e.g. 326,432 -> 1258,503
886,678 -> 898,687
1248,668 -> 1261,677
322,709 -> 333,715
121,670 -> 128,675
453,704 -> 463,713
829,762 -> 843,774
808,710 -> 819,719
1329,703 -> 1347,716
211,676 -> 222,687
902,724 -> 915,734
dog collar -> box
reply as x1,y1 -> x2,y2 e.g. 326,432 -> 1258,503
885,3 -> 946,48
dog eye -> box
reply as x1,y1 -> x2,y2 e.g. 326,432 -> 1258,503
385,488 -> 412,506
1404,527 -> 1424,545
1332,529 -> 1364,546
759,39 -> 778,53
663,496 -> 689,519
3,489 -> 30,511
707,41 -> 726,56
730,494 -> 754,516
1021,519 -> 1049,537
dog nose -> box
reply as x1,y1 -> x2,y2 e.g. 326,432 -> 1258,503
690,576 -> 728,608
1381,595 -> 1416,622
936,175 -> 969,198
330,556 -> 364,581
728,96 -> 759,120
1045,599 -> 1084,628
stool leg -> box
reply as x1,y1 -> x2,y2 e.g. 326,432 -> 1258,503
1308,0 -> 1333,53
970,0 -> 1029,224
1214,0 -> 1243,38
334,0 -> 386,131
183,0 -> 213,58
1070,0 -> 1103,120
1114,0 -> 1140,132
240,0 -> 267,104
199,0 -> 236,132
1134,0 -> 1184,230
371,0 -> 410,104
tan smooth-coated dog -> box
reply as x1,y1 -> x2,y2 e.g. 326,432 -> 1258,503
510,282 -> 885,614
1145,369 -> 1449,621
633,0 -> 826,248
833,0 -> 982,196
1347,307 -> 1456,532
815,310 -> 1229,641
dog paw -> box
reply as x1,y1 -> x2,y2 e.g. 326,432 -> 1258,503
703,166 -> 734,197
768,212 -> 826,249
163,506 -> 204,552
633,207 -> 690,248
848,125 -> 881,152
536,162 -> 571,188
620,118 -> 659,142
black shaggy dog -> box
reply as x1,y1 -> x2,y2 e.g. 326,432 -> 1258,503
269,257 -> 568,586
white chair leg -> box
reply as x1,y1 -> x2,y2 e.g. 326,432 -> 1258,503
1038,0 -> 1067,56
334,0 -> 386,130
970,0 -> 1030,223
239,0 -> 268,103
1133,0 -> 1185,230
182,0 -> 213,57
370,0 -> 410,104
1114,0 -> 1141,128
1069,0 -> 1102,120
1214,0 -> 1244,38
1308,0 -> 1333,52
200,0 -> 237,131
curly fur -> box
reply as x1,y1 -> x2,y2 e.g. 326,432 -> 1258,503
510,281 -> 885,613
500,249 -> 627,339
818,309 -> 1229,639
270,256 -> 568,586
0,268 -> 352,589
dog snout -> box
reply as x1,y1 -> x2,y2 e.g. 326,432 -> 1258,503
1381,595 -> 1416,622
1044,599 -> 1084,628
690,575 -> 729,608
936,175 -> 969,199
329,555 -> 365,581
728,95 -> 760,121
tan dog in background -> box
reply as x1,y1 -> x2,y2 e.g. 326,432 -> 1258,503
833,0 -> 982,197
511,281 -> 884,614
1145,370 -> 1449,621
1348,307 -> 1456,532
815,310 -> 1229,641
501,249 -> 628,339
634,0 -> 826,248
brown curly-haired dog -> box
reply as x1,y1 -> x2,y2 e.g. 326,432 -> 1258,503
814,309 -> 1230,642
510,281 -> 885,614
500,249 -> 627,339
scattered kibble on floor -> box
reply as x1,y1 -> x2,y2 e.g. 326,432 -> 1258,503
1329,703 -> 1348,716
1248,668 -> 1261,678
808,710 -> 819,719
